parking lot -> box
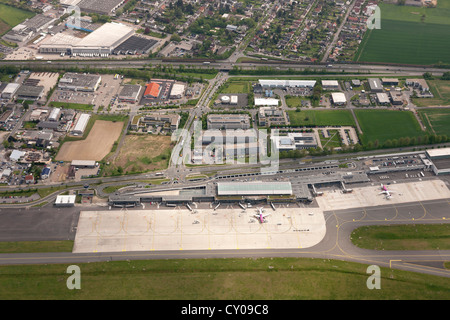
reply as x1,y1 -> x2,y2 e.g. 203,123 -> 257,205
50,88 -> 96,107
93,74 -> 122,111
49,74 -> 122,111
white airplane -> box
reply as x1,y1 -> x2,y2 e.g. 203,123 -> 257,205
379,184 -> 395,199
253,207 -> 271,223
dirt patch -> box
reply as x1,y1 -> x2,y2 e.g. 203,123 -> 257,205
107,134 -> 173,174
56,120 -> 124,161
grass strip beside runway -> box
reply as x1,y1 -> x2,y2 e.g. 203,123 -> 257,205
351,224 -> 450,251
0,258 -> 448,299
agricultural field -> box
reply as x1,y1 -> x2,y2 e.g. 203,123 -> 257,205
287,110 -> 356,127
417,108 -> 450,137
56,120 -> 124,161
355,109 -> 424,145
354,1 -> 450,65
0,3 -> 34,35
104,134 -> 173,175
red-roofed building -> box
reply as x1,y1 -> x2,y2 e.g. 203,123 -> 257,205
144,83 -> 161,98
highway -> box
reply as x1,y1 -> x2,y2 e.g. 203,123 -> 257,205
0,58 -> 447,76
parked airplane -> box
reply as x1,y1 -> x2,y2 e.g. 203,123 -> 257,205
253,207 -> 271,223
379,184 -> 395,199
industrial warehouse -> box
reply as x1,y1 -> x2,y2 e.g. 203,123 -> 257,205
39,22 -> 135,57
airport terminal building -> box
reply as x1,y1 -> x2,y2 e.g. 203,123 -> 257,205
426,148 -> 450,175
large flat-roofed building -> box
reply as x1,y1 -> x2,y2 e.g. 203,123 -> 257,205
118,85 -> 142,103
425,147 -> 450,175
406,79 -> 430,93
207,114 -> 251,130
376,92 -> 390,105
40,22 -> 134,56
390,91 -> 404,105
258,107 -> 288,127
58,73 -> 101,92
113,35 -> 158,55
254,98 -> 279,107
71,160 -> 97,168
132,113 -> 180,131
4,14 -> 56,43
1,83 -> 20,99
368,78 -> 383,92
72,113 -> 90,135
15,85 -> 45,101
258,80 -> 316,88
169,83 -> 185,99
54,195 -> 76,207
72,22 -> 134,56
271,132 -> 318,151
217,181 -> 292,196
381,78 -> 399,86
78,0 -> 125,15
322,80 -> 339,90
201,129 -> 258,145
331,92 -> 347,105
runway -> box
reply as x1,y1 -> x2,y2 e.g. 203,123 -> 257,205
0,198 -> 449,277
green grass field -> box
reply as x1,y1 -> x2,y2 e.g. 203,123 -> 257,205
417,108 -> 450,136
351,224 -> 450,251
287,110 -> 356,127
220,81 -> 251,94
0,3 -> 34,35
413,80 -> 450,107
355,1 -> 450,65
355,109 -> 424,145
0,257 -> 448,299
49,101 -> 93,111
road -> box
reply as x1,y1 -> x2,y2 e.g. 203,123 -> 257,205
0,198 -> 448,278
321,0 -> 357,63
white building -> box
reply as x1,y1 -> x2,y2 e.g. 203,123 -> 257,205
271,132 -> 318,151
1,83 -> 20,99
40,22 -> 134,56
258,80 -> 316,88
425,147 -> 450,175
322,80 -> 339,90
254,98 -> 279,106
72,113 -> 90,135
331,92 -> 347,105
169,83 -> 185,99
54,195 -> 76,207
48,108 -> 61,122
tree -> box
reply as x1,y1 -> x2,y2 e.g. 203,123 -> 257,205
171,33 -> 181,43
423,72 -> 434,80
442,71 -> 450,80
